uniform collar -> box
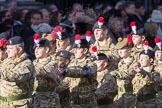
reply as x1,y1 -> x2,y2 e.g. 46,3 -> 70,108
142,65 -> 154,72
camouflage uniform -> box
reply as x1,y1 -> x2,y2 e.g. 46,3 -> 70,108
111,56 -> 136,108
96,68 -> 117,108
91,38 -> 119,71
131,45 -> 152,62
64,57 -> 98,108
30,56 -> 66,108
131,45 -> 144,62
155,61 -> 162,108
0,53 -> 34,108
132,65 -> 160,108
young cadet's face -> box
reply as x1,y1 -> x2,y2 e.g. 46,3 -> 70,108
155,50 -> 162,61
118,48 -> 130,58
35,47 -> 47,59
139,54 -> 152,67
73,48 -> 86,59
132,35 -> 142,46
56,56 -> 67,68
56,39 -> 68,50
95,60 -> 107,72
6,45 -> 19,59
94,29 -> 104,41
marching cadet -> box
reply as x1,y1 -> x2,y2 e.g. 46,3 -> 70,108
132,43 -> 160,108
130,21 -> 152,61
154,36 -> 162,108
95,53 -> 117,108
0,36 -> 35,108
0,38 -> 7,64
110,37 -> 136,108
55,50 -> 72,78
92,16 -> 115,56
30,38 -> 67,108
55,50 -> 72,108
91,16 -> 119,71
62,35 -> 98,108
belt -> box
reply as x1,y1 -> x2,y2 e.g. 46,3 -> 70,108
0,93 -> 31,102
72,84 -> 97,92
36,86 -> 55,92
137,93 -> 156,102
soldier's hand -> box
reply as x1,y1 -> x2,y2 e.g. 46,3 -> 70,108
53,67 -> 65,75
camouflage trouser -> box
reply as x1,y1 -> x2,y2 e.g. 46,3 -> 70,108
136,98 -> 157,108
59,89 -> 70,108
98,104 -> 117,108
156,92 -> 162,108
114,92 -> 136,108
0,99 -> 30,108
29,92 -> 60,108
70,92 -> 98,108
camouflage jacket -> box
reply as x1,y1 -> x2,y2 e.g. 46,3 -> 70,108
155,61 -> 162,75
91,38 -> 119,71
90,38 -> 115,56
0,53 -> 35,97
95,69 -> 117,101
155,61 -> 162,92
33,56 -> 67,92
132,65 -> 160,96
111,56 -> 136,80
131,44 -> 144,62
110,56 -> 136,94
64,57 -> 97,93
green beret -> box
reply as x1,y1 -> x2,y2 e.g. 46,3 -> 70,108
6,36 -> 24,45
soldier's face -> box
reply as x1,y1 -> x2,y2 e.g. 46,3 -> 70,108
35,47 -> 47,59
139,54 -> 152,67
118,48 -> 130,58
155,50 -> 162,61
95,60 -> 107,72
73,48 -> 86,59
56,39 -> 69,50
94,29 -> 104,41
132,35 -> 143,46
56,56 -> 67,68
6,45 -> 19,59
